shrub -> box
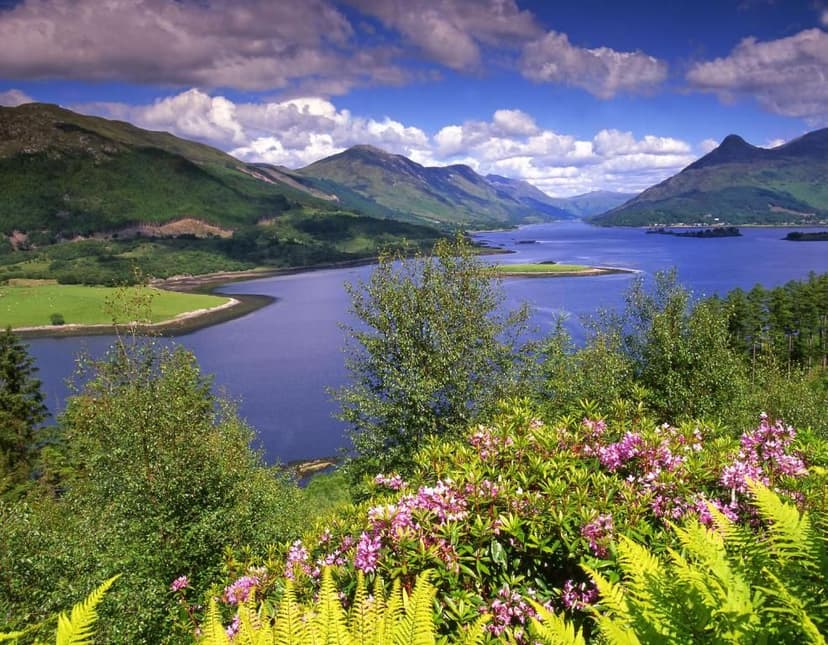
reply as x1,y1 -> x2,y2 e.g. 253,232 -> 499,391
197,401 -> 826,643
49,312 -> 65,326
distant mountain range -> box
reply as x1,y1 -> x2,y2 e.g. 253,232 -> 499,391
291,145 -> 555,227
0,104 -> 569,249
592,129 -> 828,226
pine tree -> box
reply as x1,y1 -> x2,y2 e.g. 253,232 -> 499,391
0,326 -> 47,489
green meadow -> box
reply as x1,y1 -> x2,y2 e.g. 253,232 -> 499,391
0,281 -> 230,328
494,262 -> 593,274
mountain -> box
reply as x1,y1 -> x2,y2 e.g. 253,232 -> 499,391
0,102 -> 341,237
296,145 -> 555,228
0,104 -> 443,283
549,190 -> 637,218
592,129 -> 828,226
484,174 -> 575,219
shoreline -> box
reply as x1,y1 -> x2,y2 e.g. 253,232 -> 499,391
497,266 -> 635,278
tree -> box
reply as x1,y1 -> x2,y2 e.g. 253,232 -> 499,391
0,338 -> 305,644
336,236 -> 533,479
0,326 -> 47,492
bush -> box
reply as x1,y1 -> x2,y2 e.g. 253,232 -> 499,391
49,312 -> 65,326
197,400 -> 827,643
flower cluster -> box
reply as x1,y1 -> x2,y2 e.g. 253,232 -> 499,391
470,425 -> 514,460
581,513 -> 614,557
284,540 -> 311,580
170,575 -> 189,592
374,473 -> 405,490
559,579 -> 599,611
222,575 -> 259,606
484,585 -> 537,638
720,414 -> 806,495
354,531 -> 382,574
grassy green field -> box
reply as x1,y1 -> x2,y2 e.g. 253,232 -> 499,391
494,262 -> 593,274
0,281 -> 231,328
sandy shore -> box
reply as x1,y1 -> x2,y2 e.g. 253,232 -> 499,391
497,266 -> 636,278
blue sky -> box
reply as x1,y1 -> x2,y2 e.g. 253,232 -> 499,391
0,0 -> 825,196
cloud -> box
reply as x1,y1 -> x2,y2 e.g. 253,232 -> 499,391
83,89 -> 429,168
521,31 -> 668,98
0,88 -> 32,106
432,114 -> 695,195
687,28 -> 828,124
80,90 -> 702,196
764,138 -> 786,148
345,0 -> 541,70
698,138 -> 719,154
822,9 -> 828,26
0,0 -> 403,93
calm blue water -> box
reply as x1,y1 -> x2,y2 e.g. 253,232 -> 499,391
22,222 -> 828,463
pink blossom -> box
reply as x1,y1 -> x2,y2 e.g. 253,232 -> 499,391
170,575 -> 189,592
560,579 -> 599,611
581,513 -> 614,557
223,576 -> 259,606
354,531 -> 382,573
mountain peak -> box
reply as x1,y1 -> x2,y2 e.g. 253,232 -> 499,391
686,133 -> 765,170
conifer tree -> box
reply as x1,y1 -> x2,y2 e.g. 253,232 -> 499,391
0,326 -> 47,488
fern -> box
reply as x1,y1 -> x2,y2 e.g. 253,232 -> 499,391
196,570 -> 454,645
394,570 -> 436,645
527,601 -> 586,645
575,482 -> 827,644
274,579 -> 308,645
199,598 -> 231,645
55,575 -> 120,645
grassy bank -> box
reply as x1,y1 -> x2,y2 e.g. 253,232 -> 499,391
0,280 -> 232,329
494,262 -> 630,276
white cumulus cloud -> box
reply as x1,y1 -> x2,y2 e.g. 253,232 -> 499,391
79,91 -> 704,196
521,31 -> 668,98
0,88 -> 33,106
687,28 -> 828,124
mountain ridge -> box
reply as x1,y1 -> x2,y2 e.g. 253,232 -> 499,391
591,128 -> 828,226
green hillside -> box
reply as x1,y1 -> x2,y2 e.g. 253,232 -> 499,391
592,130 -> 828,226
0,104 -> 443,283
296,145 -> 553,228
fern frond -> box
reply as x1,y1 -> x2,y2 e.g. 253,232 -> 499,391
0,629 -> 30,642
591,613 -> 643,645
527,601 -> 586,645
55,574 -> 120,645
749,481 -> 818,570
454,613 -> 491,645
380,578 -> 404,644
582,566 -> 628,618
348,571 -> 374,643
199,598 -> 230,645
314,568 -> 352,645
274,578 -> 308,645
762,568 -> 826,645
236,598 -> 271,645
394,571 -> 436,645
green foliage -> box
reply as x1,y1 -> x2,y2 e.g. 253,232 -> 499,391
195,569 -> 450,645
578,482 -> 826,644
335,236 -> 534,480
542,271 -> 751,424
217,397 -> 824,643
0,338 -> 305,644
0,327 -> 47,497
55,576 -> 120,645
0,575 -> 118,645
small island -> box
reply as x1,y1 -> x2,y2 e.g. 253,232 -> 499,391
494,262 -> 630,277
646,226 -> 742,238
784,231 -> 828,241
